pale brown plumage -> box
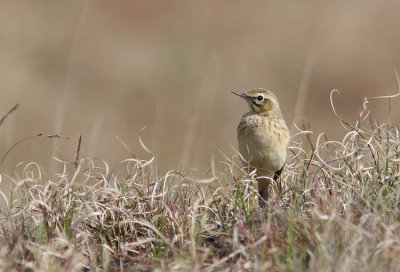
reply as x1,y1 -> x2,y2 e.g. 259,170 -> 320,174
232,88 -> 290,206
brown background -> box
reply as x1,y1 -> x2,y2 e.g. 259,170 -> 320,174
1,1 -> 400,173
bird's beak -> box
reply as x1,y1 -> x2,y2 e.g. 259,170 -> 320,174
231,90 -> 247,99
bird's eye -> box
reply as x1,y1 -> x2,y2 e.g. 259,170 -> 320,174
257,95 -> 264,101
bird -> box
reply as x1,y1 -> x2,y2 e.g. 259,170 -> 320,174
232,88 -> 290,206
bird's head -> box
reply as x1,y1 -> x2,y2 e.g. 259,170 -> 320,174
231,88 -> 281,115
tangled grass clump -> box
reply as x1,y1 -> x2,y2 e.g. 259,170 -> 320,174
0,97 -> 399,271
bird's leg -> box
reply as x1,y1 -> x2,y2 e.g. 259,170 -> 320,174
257,178 -> 269,207
257,170 -> 269,207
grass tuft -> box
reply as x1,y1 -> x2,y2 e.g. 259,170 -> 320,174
0,98 -> 399,271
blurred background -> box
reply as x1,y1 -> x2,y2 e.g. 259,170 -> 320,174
1,0 -> 400,173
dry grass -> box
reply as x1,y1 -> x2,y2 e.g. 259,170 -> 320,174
0,95 -> 399,272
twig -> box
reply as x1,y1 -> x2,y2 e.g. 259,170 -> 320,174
0,133 -> 70,166
0,104 -> 19,128
74,135 -> 82,169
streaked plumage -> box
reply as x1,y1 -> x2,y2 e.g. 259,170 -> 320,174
232,88 -> 290,205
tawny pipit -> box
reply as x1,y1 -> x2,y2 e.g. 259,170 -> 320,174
232,88 -> 290,205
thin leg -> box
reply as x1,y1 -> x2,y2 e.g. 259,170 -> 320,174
258,177 -> 269,207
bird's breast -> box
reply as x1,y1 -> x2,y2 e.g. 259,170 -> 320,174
237,114 -> 290,173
